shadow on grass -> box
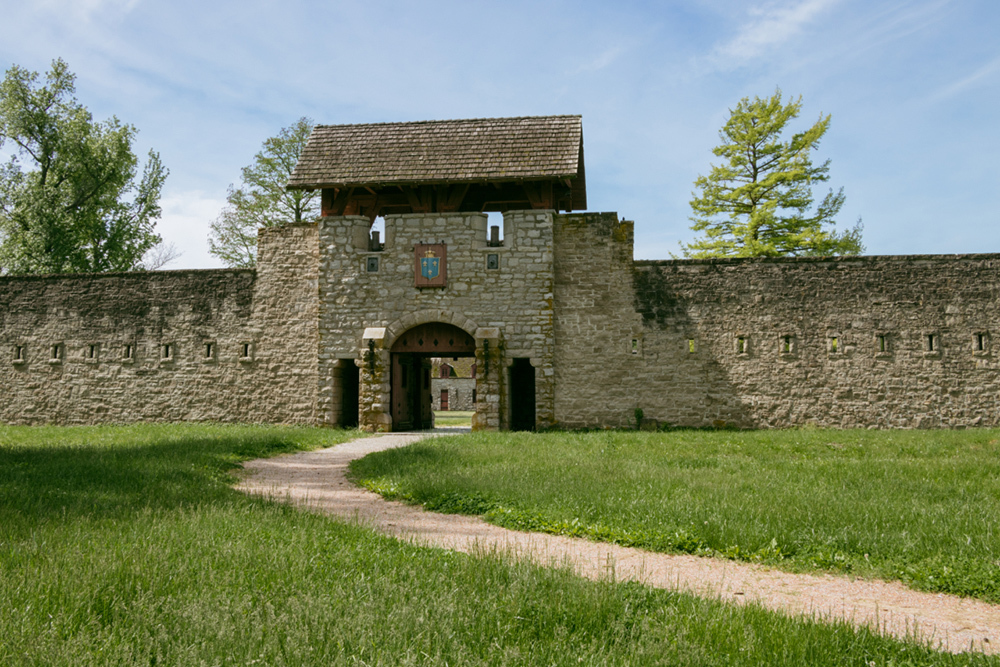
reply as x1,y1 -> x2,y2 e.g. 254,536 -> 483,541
0,427 -> 316,526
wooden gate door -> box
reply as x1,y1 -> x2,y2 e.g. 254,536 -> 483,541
391,353 -> 414,430
390,322 -> 476,431
392,354 -> 434,430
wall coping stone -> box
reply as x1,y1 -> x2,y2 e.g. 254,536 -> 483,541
0,268 -> 255,282
635,252 -> 1000,269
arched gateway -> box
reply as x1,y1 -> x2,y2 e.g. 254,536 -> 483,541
389,323 -> 476,430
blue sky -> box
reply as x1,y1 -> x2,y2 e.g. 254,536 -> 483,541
1,0 -> 997,268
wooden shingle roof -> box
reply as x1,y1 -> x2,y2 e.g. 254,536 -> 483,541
287,115 -> 583,190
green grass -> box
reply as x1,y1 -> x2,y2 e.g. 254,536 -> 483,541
1,423 -> 995,665
350,429 -> 1000,603
435,410 -> 474,427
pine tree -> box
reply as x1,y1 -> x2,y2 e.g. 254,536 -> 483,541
682,90 -> 862,258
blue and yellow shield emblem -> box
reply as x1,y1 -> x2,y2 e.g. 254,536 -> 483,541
420,250 -> 439,280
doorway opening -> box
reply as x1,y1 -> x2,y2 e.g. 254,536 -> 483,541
390,322 -> 476,431
338,361 -> 359,428
509,358 -> 536,431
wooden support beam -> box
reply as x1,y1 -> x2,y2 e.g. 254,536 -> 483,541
538,181 -> 553,209
524,182 -> 553,209
404,187 -> 422,211
365,193 -> 381,222
325,187 -> 355,216
321,189 -> 334,216
438,184 -> 470,212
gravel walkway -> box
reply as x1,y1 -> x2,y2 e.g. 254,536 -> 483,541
237,430 -> 1000,655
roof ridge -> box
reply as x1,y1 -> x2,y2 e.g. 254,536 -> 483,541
313,115 -> 582,130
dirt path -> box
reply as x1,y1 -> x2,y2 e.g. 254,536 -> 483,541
237,431 -> 1000,655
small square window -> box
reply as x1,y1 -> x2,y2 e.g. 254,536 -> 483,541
84,343 -> 99,363
160,343 -> 175,363
780,335 -> 795,355
366,256 -> 379,273
875,333 -> 892,357
924,333 -> 940,356
630,338 -> 640,355
12,344 -> 26,365
239,341 -> 255,363
49,343 -> 64,364
487,254 -> 500,270
829,337 -> 840,354
973,332 -> 990,355
203,341 -> 217,363
687,338 -> 696,354
122,343 -> 136,362
735,336 -> 748,355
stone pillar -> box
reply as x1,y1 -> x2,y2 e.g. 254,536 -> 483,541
529,356 -> 551,430
358,327 -> 391,432
472,327 -> 502,430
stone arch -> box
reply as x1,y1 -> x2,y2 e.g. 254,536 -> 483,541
383,309 -> 479,349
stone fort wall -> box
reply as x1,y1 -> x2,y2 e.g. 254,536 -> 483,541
0,224 -> 320,425
552,212 -> 1000,429
3,209 -> 998,430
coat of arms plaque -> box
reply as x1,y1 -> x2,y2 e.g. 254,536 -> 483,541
414,243 -> 447,287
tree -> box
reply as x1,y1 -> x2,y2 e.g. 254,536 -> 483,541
0,59 -> 169,274
681,89 -> 863,258
208,118 -> 319,267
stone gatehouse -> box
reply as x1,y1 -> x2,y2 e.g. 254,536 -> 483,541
2,115 -> 998,431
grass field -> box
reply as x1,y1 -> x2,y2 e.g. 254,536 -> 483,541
1,423 -> 993,664
351,428 -> 1000,603
434,410 -> 474,427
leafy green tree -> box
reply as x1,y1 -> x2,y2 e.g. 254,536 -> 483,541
0,59 -> 169,274
208,118 -> 319,267
682,89 -> 863,258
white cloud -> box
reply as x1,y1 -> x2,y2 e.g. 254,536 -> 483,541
712,0 -> 840,64
156,191 -> 226,270
32,0 -> 139,22
574,46 -> 625,74
928,56 -> 1000,103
